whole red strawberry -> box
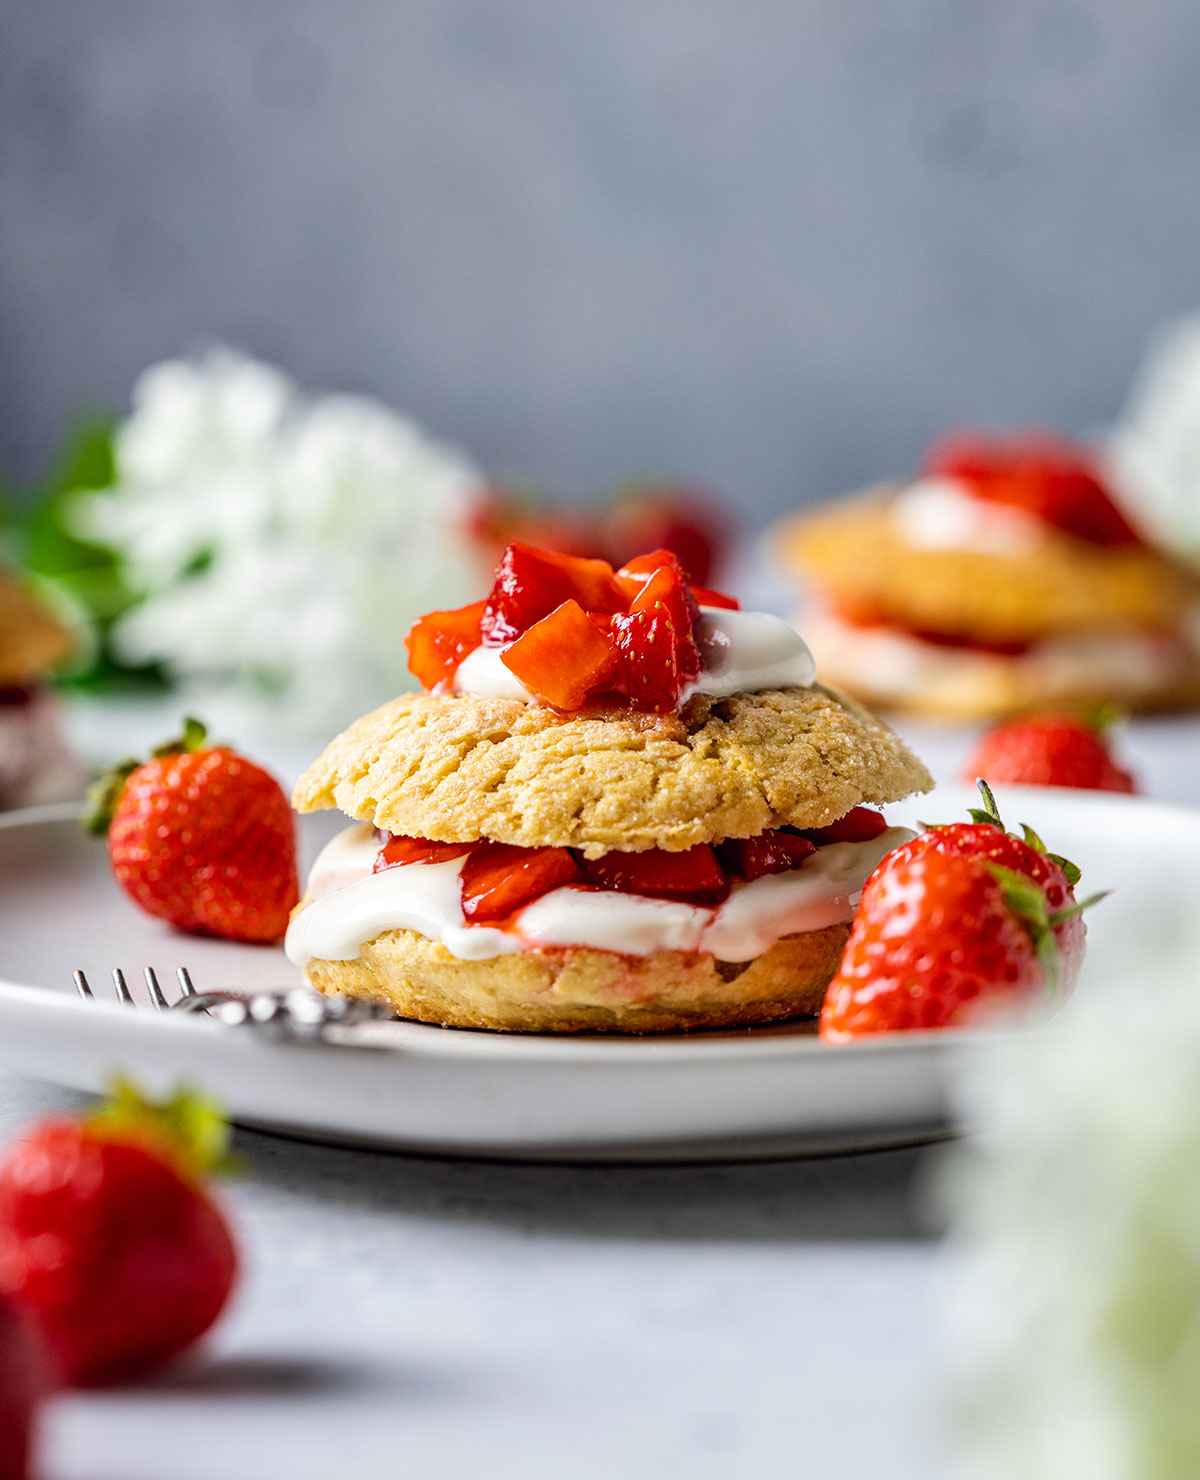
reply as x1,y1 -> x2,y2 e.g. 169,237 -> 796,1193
868,781 -> 1089,979
964,712 -> 1137,794
0,1080 -> 239,1388
87,717 -> 299,943
820,850 -> 1056,1038
0,1293 -> 46,1479
821,782 -> 1104,1040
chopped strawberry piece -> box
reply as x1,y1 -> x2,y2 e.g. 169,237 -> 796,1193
374,836 -> 473,871
405,600 -> 487,689
630,565 -> 700,683
925,433 -> 1143,547
460,842 -> 580,922
806,807 -> 889,845
481,543 -> 626,646
718,829 -> 817,881
690,584 -> 740,610
582,844 -> 729,906
501,599 -> 618,710
613,547 -> 686,599
609,604 -> 682,712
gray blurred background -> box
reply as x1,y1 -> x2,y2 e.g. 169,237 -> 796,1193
4,0 -> 1200,521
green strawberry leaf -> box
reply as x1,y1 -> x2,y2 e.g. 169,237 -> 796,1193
987,862 -> 1059,994
1049,891 -> 1110,925
151,715 -> 208,758
82,715 -> 211,837
88,1076 -> 238,1180
82,757 -> 140,836
974,779 -> 1004,826
1020,822 -> 1047,853
1048,852 -> 1083,887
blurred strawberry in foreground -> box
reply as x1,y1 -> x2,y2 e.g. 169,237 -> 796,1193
0,1294 -> 46,1479
964,711 -> 1138,794
462,483 -> 728,586
0,1080 -> 239,1388
821,783 -> 1103,1040
86,717 -> 299,943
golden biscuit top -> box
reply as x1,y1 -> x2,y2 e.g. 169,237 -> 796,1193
776,490 -> 1200,642
0,570 -> 73,685
292,686 -> 931,856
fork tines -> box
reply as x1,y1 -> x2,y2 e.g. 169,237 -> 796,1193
73,966 -> 195,1010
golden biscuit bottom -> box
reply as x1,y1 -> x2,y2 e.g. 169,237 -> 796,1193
302,923 -> 850,1034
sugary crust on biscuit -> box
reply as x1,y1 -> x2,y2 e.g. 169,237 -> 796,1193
301,922 -> 848,1033
291,687 -> 931,855
0,572 -> 72,685
776,491 -> 1200,641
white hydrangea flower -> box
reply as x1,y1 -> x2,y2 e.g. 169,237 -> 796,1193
941,940 -> 1200,1479
1107,317 -> 1200,570
73,349 -> 483,735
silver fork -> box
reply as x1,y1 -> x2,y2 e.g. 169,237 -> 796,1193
72,967 -> 392,1042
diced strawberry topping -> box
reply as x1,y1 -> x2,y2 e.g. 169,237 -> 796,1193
805,806 -> 888,845
609,604 -> 682,712
581,844 -> 730,906
501,599 -> 618,710
925,433 -> 1143,547
629,563 -> 700,683
718,829 -> 817,881
481,543 -> 626,647
405,600 -> 487,690
460,843 -> 580,923
690,585 -> 740,610
613,548 -> 684,598
374,836 -> 474,871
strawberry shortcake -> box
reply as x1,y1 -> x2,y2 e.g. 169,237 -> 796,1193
776,433 -> 1200,719
0,569 -> 81,809
285,543 -> 930,1032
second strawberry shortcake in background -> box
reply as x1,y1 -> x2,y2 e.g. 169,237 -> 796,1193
286,543 -> 931,1032
776,433 -> 1200,719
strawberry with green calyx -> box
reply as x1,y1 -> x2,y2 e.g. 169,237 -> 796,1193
963,710 -> 1138,794
911,778 -> 1093,959
86,716 -> 299,944
824,779 -> 1109,1038
820,848 -> 1064,1040
0,1078 -> 239,1388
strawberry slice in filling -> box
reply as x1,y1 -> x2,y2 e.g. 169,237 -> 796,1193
460,843 -> 581,923
580,843 -> 729,906
372,806 -> 889,931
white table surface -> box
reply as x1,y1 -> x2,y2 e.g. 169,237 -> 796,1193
8,693 -> 1198,1478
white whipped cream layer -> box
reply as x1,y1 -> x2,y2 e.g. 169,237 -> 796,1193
890,477 -> 1045,555
451,606 -> 816,704
285,822 -> 911,968
805,607 -> 1200,702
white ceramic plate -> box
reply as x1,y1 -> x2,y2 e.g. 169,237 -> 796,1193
0,785 -> 1192,1162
